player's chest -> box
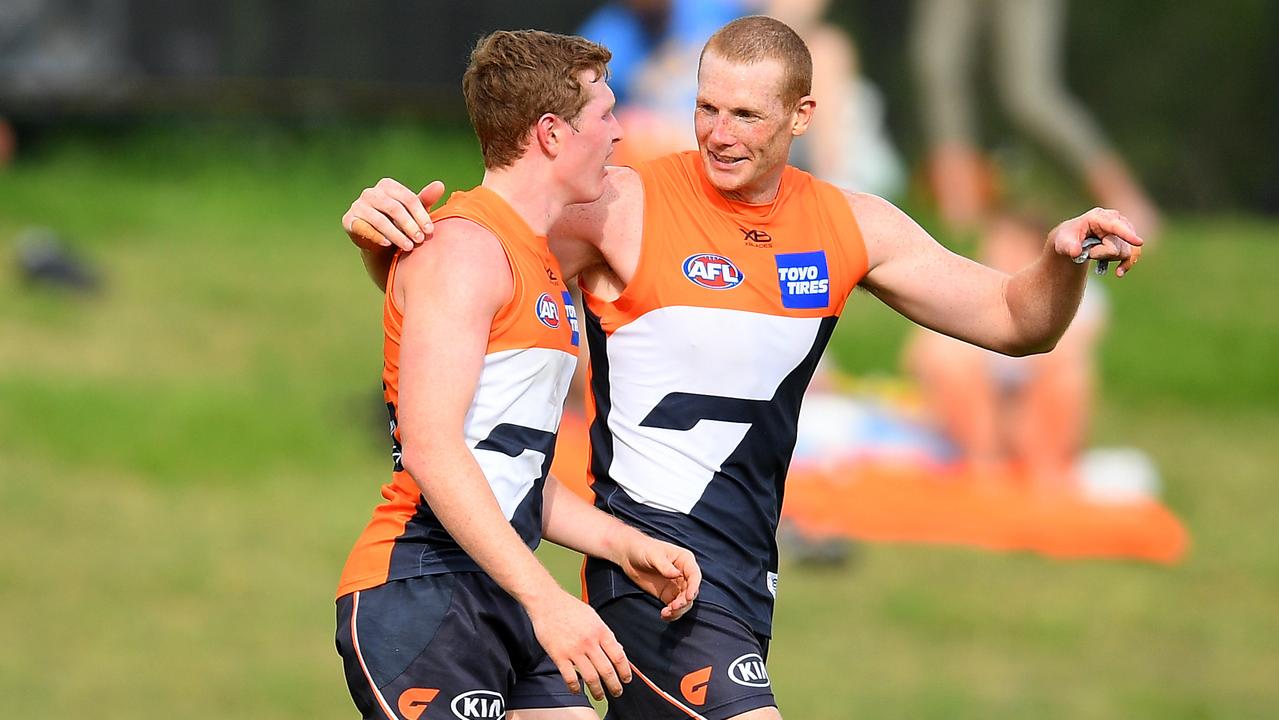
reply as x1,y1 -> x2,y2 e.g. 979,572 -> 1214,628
649,221 -> 842,316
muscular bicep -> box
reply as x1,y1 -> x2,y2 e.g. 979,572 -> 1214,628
853,192 -> 1020,353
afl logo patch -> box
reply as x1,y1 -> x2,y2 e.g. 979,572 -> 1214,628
682,253 -> 745,290
535,292 -> 560,328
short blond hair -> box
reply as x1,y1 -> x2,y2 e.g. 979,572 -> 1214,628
463,30 -> 612,169
702,16 -> 812,107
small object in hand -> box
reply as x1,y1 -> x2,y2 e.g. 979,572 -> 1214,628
1073,235 -> 1110,275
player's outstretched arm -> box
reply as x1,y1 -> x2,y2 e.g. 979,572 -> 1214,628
342,178 -> 445,291
395,220 -> 630,701
542,475 -> 701,621
853,193 -> 1143,356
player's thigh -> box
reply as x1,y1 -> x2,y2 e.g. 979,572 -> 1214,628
595,594 -> 777,720
336,574 -> 511,719
338,573 -> 591,719
508,707 -> 600,720
728,708 -> 783,720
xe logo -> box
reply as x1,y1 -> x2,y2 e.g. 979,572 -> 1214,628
398,688 -> 439,720
740,227 -> 773,247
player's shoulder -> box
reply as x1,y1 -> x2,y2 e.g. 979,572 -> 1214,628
556,165 -> 644,248
839,188 -> 893,214
837,190 -> 918,237
605,164 -> 643,198
397,217 -> 506,284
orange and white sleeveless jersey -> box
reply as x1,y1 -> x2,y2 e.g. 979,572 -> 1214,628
337,186 -> 580,598
582,152 -> 868,636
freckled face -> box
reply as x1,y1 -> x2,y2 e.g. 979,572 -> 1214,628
694,51 -> 801,203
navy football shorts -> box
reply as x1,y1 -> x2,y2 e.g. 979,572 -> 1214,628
596,594 -> 776,720
336,572 -> 590,720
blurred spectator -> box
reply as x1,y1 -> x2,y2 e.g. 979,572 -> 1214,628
584,0 -> 904,195
577,0 -> 732,104
763,0 -> 904,197
912,0 -> 1160,236
578,0 -> 744,165
0,116 -> 13,167
904,211 -> 1107,492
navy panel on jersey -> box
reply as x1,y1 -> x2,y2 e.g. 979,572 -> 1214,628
586,315 -> 839,636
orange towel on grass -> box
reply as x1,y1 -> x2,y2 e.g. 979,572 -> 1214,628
551,411 -> 1188,564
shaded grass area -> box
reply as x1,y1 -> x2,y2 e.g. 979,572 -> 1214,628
2,123 -> 1277,718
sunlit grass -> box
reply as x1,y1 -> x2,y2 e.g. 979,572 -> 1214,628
1,124 -> 1276,718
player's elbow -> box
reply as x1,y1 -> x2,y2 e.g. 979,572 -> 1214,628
397,432 -> 453,482
398,444 -> 431,482
999,331 -> 1061,358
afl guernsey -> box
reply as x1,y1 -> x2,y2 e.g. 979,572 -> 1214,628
337,186 -> 580,598
582,151 -> 868,636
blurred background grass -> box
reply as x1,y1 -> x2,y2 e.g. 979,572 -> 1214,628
1,122 -> 1277,718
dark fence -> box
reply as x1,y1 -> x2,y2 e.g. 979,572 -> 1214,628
0,0 -> 597,116
2,0 -> 1275,211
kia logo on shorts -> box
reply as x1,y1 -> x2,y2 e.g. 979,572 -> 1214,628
728,653 -> 771,688
451,689 -> 505,719
682,253 -> 745,290
535,292 -> 561,328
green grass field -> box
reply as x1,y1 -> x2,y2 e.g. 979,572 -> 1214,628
2,124 -> 1277,718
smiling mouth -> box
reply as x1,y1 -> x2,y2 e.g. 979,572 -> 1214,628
709,150 -> 746,167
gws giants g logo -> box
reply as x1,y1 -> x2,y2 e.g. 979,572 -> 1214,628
451,689 -> 505,720
728,653 -> 771,688
680,666 -> 713,706
682,253 -> 744,290
397,688 -> 439,720
535,292 -> 561,328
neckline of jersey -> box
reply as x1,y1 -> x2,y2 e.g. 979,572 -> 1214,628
456,184 -> 551,252
688,151 -> 794,224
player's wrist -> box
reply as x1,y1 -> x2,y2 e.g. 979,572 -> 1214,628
511,572 -> 569,615
598,521 -> 644,567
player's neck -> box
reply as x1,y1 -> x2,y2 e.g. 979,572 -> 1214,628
481,165 -> 566,237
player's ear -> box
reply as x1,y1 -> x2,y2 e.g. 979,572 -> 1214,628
535,113 -> 562,158
791,95 -> 816,137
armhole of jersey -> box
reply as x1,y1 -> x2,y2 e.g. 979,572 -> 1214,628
583,163 -> 651,327
438,214 -> 521,342
384,251 -> 406,332
821,183 -> 869,314
393,214 -> 520,343
487,234 -> 523,341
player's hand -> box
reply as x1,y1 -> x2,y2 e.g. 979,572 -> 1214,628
616,537 -> 701,622
1050,207 -> 1145,277
525,590 -> 632,700
342,178 -> 446,252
